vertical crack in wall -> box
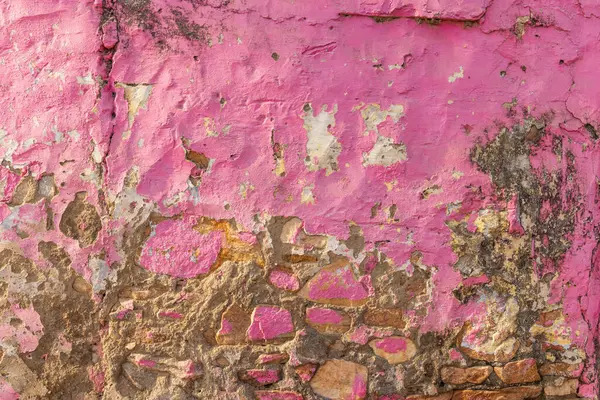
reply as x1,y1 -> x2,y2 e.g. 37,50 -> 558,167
97,0 -> 120,214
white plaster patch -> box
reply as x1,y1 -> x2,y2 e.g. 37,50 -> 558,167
360,103 -> 404,135
363,135 -> 407,167
91,141 -> 103,164
301,184 -> 315,204
76,73 -> 94,85
116,83 -> 153,128
448,66 -> 464,83
89,257 -> 116,292
302,105 -> 341,175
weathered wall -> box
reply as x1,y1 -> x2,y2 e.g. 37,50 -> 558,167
0,0 -> 598,399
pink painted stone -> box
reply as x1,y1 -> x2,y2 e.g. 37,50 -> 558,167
300,260 -> 370,307
268,268 -> 300,291
294,363 -> 317,382
369,337 -> 418,364
241,369 -> 281,386
140,217 -> 222,278
255,391 -> 304,400
258,353 -> 289,364
157,311 -> 183,319
347,325 -> 395,345
247,306 -> 294,342
0,378 -> 18,400
306,308 -> 345,325
305,307 -> 351,334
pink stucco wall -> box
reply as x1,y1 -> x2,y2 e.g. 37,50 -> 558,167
0,0 -> 598,398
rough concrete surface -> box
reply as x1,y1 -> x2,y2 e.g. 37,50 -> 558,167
0,0 -> 599,399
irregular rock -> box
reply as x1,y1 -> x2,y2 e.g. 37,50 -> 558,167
369,336 -> 417,364
59,192 -> 102,248
258,353 -> 289,365
363,308 -> 405,329
129,354 -> 203,381
407,393 -> 453,400
539,362 -> 583,377
8,175 -> 37,206
239,369 -> 281,386
139,217 -> 223,278
0,355 -> 48,398
310,359 -> 368,400
122,361 -> 157,390
302,104 -> 341,175
440,366 -> 492,385
255,391 -> 304,400
280,218 -> 303,244
452,386 -> 542,400
305,307 -> 351,334
494,359 -> 540,384
457,296 -> 520,363
268,268 -> 300,291
216,303 -> 251,345
299,259 -> 370,307
247,305 -> 294,342
294,363 -> 317,382
544,378 -> 578,396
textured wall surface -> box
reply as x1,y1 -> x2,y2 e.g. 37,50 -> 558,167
0,0 -> 599,399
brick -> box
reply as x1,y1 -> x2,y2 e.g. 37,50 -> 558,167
364,308 -> 405,329
440,366 -> 492,385
539,362 -> 582,377
493,358 -> 540,384
255,391 -> 304,400
452,386 -> 541,400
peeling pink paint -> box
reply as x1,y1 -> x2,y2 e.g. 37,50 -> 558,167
140,218 -> 222,278
1,0 -> 599,397
302,262 -> 370,305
